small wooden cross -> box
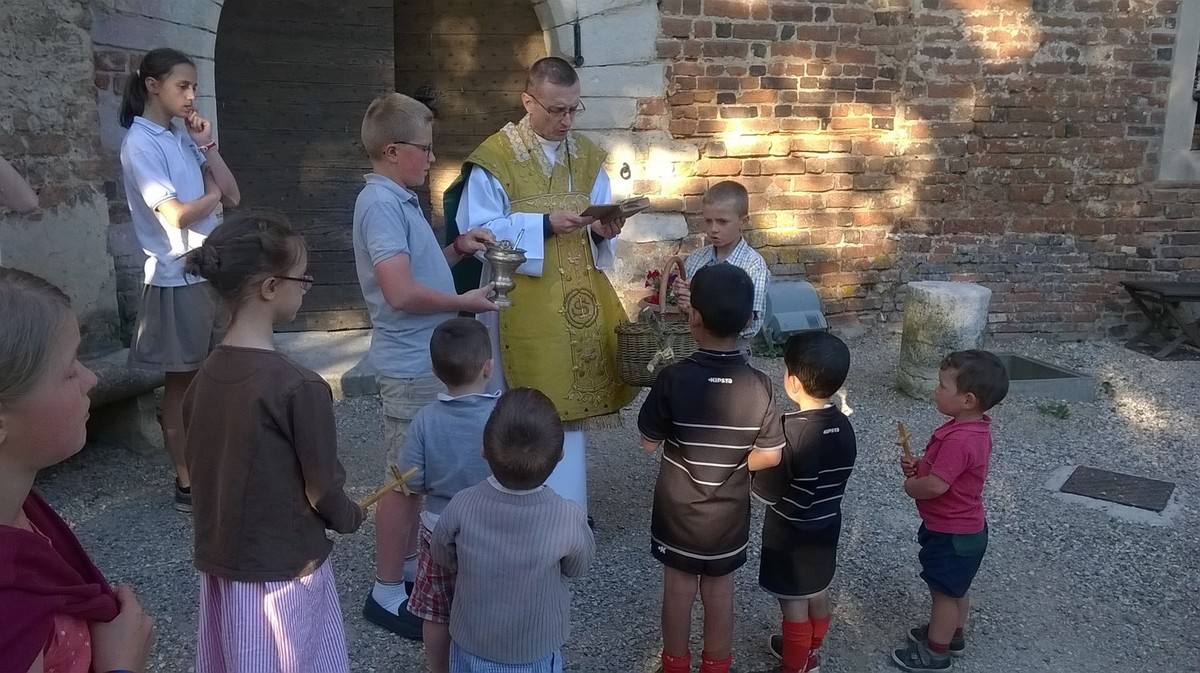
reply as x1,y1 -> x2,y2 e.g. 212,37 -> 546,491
359,465 -> 419,510
896,421 -> 913,461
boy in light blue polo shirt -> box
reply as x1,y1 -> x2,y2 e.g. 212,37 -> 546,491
352,92 -> 497,639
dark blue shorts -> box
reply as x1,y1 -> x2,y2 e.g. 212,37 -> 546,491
917,524 -> 988,598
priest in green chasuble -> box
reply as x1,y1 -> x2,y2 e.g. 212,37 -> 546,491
445,57 -> 636,514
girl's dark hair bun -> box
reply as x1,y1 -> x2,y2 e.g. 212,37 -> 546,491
181,212 -> 305,306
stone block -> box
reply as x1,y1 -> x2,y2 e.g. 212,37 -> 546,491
85,348 -> 164,406
110,0 -> 224,32
577,3 -> 660,65
896,281 -> 992,399
579,0 -> 650,19
622,212 -> 688,243
574,97 -> 638,130
275,330 -> 376,400
577,64 -> 667,98
534,0 -> 579,29
1,194 -> 122,354
87,392 -> 161,456
91,12 -> 217,60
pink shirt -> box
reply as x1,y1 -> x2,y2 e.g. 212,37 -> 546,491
24,521 -> 92,673
915,417 -> 992,534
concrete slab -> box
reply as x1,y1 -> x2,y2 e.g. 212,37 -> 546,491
997,352 -> 1096,402
275,329 -> 377,399
1044,465 -> 1182,527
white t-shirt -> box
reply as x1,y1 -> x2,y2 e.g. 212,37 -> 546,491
119,116 -> 218,286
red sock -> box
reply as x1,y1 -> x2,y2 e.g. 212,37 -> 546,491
781,620 -> 813,673
810,615 -> 831,651
699,651 -> 732,673
661,651 -> 690,673
927,639 -> 949,654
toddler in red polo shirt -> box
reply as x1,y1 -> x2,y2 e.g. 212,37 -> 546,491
891,350 -> 1009,673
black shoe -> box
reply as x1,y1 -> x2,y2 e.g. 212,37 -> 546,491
908,625 -> 965,656
768,636 -> 820,672
362,593 -> 423,640
174,479 -> 192,513
891,640 -> 951,672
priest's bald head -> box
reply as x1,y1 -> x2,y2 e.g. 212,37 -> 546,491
522,57 -> 585,142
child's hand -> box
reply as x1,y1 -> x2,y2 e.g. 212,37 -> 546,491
457,229 -> 494,255
672,278 -> 691,313
900,455 -> 918,478
460,284 -> 500,313
185,111 -> 214,146
91,585 -> 154,673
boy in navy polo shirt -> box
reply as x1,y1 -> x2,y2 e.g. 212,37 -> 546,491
753,331 -> 855,673
892,350 -> 1009,672
639,264 -> 786,673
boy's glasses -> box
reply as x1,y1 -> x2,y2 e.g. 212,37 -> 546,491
524,93 -> 586,119
275,274 -> 314,292
391,140 -> 434,158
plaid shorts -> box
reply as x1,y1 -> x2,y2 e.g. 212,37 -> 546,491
407,522 -> 455,623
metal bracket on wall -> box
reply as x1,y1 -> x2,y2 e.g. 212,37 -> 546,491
573,21 -> 584,67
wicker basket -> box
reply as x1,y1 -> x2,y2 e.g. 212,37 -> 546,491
615,257 -> 699,387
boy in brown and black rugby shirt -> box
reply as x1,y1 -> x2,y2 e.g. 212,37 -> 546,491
638,264 -> 786,673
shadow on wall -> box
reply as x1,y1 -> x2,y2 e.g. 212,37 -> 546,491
214,0 -> 548,331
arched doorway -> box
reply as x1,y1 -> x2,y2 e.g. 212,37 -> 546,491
215,0 -> 546,330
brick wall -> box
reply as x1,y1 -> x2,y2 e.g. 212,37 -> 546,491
642,0 -> 1198,337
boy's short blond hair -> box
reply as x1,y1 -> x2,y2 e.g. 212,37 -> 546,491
702,180 -> 750,219
361,92 -> 433,160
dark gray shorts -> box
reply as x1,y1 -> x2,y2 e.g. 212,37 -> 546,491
128,282 -> 225,372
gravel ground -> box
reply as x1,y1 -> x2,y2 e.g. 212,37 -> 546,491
38,334 -> 1198,673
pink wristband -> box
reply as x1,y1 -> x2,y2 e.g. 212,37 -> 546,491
198,141 -> 216,153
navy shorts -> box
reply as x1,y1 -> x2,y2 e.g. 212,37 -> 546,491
917,524 -> 988,598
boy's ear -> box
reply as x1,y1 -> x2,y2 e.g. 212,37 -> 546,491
962,391 -> 981,410
783,373 -> 800,396
482,358 -> 494,380
0,407 -> 8,448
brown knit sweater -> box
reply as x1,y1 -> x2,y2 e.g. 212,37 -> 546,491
183,346 -> 364,581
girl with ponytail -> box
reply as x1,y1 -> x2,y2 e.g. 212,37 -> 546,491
118,48 -> 241,512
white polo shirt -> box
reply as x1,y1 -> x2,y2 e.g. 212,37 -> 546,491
119,116 -> 218,286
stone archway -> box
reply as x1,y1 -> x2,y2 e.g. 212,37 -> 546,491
92,0 -> 675,329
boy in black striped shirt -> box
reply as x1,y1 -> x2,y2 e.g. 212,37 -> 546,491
752,332 -> 856,673
639,264 -> 786,673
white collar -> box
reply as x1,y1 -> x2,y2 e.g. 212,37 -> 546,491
436,390 -> 502,402
487,475 -> 545,496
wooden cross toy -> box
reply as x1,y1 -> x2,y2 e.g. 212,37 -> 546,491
896,421 -> 913,461
359,466 -> 418,510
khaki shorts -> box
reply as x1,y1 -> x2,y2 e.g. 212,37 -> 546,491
378,374 -> 444,485
128,283 -> 227,373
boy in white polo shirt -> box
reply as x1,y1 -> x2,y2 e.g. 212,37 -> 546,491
352,92 -> 497,639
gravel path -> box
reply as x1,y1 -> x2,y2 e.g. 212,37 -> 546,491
39,335 -> 1198,672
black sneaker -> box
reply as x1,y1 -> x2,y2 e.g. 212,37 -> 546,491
891,640 -> 951,672
174,480 -> 192,513
362,593 -> 423,640
767,636 -> 820,672
907,625 -> 965,656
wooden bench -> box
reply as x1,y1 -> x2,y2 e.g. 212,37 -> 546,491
1120,281 -> 1200,360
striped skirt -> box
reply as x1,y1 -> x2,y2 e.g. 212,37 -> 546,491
196,558 -> 350,673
